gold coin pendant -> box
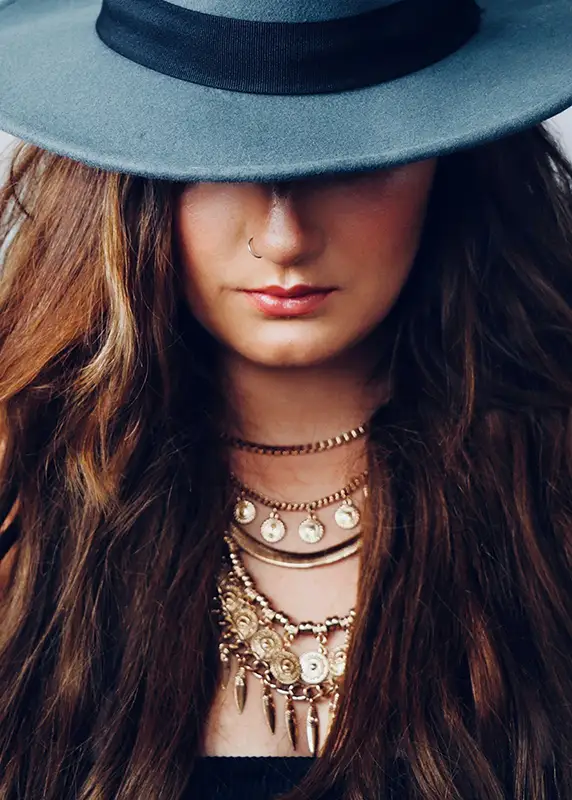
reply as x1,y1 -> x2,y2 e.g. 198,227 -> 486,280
221,588 -> 241,613
334,500 -> 360,530
298,517 -> 325,544
329,647 -> 347,678
261,516 -> 286,543
270,650 -> 302,685
250,628 -> 282,660
300,651 -> 330,684
234,498 -> 257,525
232,606 -> 259,639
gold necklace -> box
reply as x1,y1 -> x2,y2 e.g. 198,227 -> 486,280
229,520 -> 362,569
231,471 -> 368,545
216,534 -> 355,756
220,421 -> 370,456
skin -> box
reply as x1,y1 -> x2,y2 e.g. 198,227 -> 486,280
175,161 -> 437,371
173,158 -> 438,756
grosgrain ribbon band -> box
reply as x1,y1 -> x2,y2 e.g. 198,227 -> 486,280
96,0 -> 483,96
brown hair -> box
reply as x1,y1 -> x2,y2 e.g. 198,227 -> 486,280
1,124 -> 572,799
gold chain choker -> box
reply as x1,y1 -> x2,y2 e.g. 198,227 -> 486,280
220,420 -> 369,455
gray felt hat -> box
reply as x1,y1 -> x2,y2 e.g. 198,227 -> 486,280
0,0 -> 571,183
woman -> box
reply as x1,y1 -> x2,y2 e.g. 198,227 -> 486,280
1,0 -> 572,797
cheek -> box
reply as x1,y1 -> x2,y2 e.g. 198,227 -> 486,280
173,201 -> 234,319
369,163 -> 435,247
345,167 -> 434,303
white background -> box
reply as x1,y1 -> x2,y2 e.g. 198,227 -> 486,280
1,107 -> 572,178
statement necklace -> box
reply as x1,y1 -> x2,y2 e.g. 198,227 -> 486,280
216,534 -> 355,756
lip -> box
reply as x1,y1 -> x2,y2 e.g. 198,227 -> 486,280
242,288 -> 335,317
248,284 -> 334,298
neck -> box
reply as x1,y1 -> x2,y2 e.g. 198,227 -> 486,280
221,349 -> 388,446
219,342 -> 388,553
218,343 -> 382,593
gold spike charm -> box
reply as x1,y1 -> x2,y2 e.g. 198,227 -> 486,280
234,666 -> 247,713
329,690 -> 340,721
285,694 -> 297,751
306,699 -> 319,757
262,684 -> 276,733
220,648 -> 231,690
326,691 -> 340,740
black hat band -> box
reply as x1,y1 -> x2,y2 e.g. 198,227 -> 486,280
96,0 -> 484,96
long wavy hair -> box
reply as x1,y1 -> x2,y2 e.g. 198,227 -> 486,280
1,123 -> 572,799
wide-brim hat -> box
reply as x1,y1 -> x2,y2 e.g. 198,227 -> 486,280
0,0 -> 571,183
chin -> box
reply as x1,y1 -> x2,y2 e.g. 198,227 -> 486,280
237,337 -> 343,369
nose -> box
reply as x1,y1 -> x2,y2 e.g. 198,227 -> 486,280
249,182 -> 325,267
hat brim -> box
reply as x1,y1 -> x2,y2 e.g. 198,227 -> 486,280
0,0 -> 571,182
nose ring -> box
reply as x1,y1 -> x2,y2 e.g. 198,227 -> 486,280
248,237 -> 262,259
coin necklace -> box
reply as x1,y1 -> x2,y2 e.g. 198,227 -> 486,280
231,471 -> 368,545
216,534 -> 355,756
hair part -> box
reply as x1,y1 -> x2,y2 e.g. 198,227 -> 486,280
1,125 -> 572,798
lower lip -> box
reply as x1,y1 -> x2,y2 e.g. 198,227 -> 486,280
244,290 -> 334,317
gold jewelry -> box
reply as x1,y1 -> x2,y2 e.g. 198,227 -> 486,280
216,534 -> 355,756
221,421 -> 370,455
233,490 -> 257,526
247,237 -> 263,259
229,521 -> 362,569
231,471 -> 368,545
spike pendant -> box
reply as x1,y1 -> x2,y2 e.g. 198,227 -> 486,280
285,695 -> 298,750
234,666 -> 247,713
306,700 -> 320,757
262,684 -> 276,733
220,652 -> 231,691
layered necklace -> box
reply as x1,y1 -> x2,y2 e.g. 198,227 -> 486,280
215,421 -> 369,756
225,421 -> 369,545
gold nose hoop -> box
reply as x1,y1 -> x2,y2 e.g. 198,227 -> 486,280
248,237 -> 263,258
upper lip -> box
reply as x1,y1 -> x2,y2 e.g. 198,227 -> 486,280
245,284 -> 334,297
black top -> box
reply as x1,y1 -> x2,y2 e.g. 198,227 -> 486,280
186,756 -> 410,798
186,757 -> 315,799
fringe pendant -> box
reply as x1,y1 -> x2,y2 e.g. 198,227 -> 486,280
306,699 -> 319,757
326,691 -> 340,741
329,690 -> 340,721
262,684 -> 276,733
220,651 -> 231,691
234,666 -> 247,713
285,695 -> 297,751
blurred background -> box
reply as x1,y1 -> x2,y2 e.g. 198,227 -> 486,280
1,106 -> 572,182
